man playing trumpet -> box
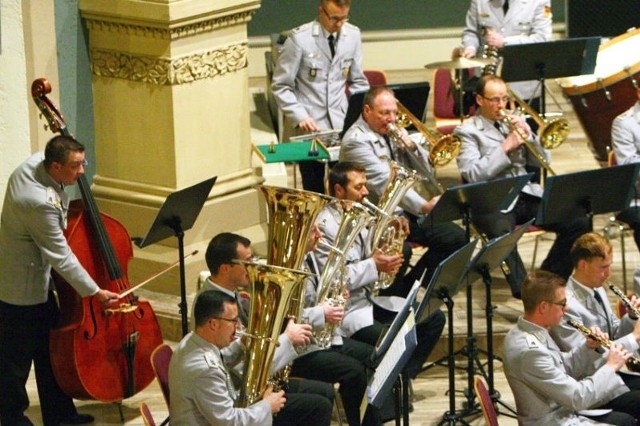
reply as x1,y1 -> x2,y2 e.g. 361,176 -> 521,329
455,75 -> 590,298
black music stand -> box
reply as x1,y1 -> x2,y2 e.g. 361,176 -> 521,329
134,176 -> 217,337
413,240 -> 478,426
464,220 -> 534,418
536,164 -> 639,230
501,37 -> 600,116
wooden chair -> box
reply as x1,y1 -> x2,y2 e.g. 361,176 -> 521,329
151,343 -> 173,426
363,69 -> 388,87
140,402 -> 157,426
474,376 -> 499,426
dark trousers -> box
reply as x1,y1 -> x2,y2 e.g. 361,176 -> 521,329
472,193 -> 591,298
277,378 -> 334,426
299,161 -> 330,194
0,297 -> 77,426
290,338 -> 376,426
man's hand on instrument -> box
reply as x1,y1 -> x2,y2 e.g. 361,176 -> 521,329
323,305 -> 344,324
284,318 -> 313,347
585,325 -> 608,350
372,250 -> 403,274
398,215 -> 410,236
298,117 -> 319,133
96,289 -> 119,304
606,342 -> 632,372
421,195 -> 441,214
263,385 -> 286,414
483,29 -> 505,48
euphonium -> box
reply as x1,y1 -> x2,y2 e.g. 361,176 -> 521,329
313,200 -> 374,348
237,262 -> 311,407
365,162 -> 422,291
394,101 -> 461,168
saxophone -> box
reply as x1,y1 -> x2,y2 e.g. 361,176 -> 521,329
312,200 -> 374,348
364,161 -> 423,291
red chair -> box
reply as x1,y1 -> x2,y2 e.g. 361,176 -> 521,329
363,69 -> 388,87
474,376 -> 500,426
151,343 -> 173,426
140,402 -> 157,426
432,68 -> 476,134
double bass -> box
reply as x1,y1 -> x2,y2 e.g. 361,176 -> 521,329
31,78 -> 164,402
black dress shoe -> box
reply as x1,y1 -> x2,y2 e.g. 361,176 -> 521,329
59,413 -> 95,425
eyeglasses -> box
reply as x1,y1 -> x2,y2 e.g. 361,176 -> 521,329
482,96 -> 511,104
65,159 -> 88,169
547,299 -> 567,308
213,317 -> 241,324
322,6 -> 350,23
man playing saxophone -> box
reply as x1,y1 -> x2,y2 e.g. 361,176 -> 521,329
340,86 -> 467,292
550,232 -> 640,421
455,75 -> 590,298
315,162 -> 446,382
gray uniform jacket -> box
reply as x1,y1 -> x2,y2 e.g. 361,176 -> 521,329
340,115 -> 433,216
551,276 -> 637,353
0,153 -> 99,305
455,113 -> 548,202
503,317 -> 625,426
272,20 -> 369,133
168,331 -> 272,426
461,0 -> 552,100
611,101 -> 640,199
315,203 -> 404,337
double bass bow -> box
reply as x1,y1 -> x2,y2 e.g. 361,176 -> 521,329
31,78 -> 164,402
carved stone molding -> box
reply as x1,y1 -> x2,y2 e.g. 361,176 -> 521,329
83,11 -> 256,40
90,43 -> 249,85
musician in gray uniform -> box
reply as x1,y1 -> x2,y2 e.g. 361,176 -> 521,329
503,270 -> 637,426
455,75 -> 590,298
340,86 -> 467,292
0,135 -> 119,426
455,0 -> 552,104
272,0 -> 369,193
550,233 -> 640,421
611,86 -> 640,293
169,290 -> 287,425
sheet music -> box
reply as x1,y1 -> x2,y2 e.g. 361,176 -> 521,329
367,311 -> 416,403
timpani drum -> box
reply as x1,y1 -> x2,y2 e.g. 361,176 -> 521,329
557,28 -> 640,161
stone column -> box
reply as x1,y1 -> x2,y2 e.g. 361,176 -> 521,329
79,0 -> 265,337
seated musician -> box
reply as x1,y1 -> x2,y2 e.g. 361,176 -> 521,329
315,161 -> 445,380
503,270 -> 638,426
339,86 -> 467,293
169,290 -> 288,425
196,232 -> 379,426
550,232 -> 640,421
610,85 -> 640,293
454,75 -> 590,298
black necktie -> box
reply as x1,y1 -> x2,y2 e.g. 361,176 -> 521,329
593,291 -> 613,337
503,0 -> 509,15
494,121 -> 504,135
383,135 -> 396,160
328,34 -> 336,58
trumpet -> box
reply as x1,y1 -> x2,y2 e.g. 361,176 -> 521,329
498,109 -> 556,176
567,319 -> 640,369
608,282 -> 640,319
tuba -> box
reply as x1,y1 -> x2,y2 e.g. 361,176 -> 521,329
312,200 -> 374,348
364,161 -> 423,291
237,262 -> 311,407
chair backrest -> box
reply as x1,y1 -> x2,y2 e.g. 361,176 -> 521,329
140,402 -> 156,426
364,69 -> 388,87
432,68 -> 477,121
474,376 -> 499,426
151,343 -> 173,409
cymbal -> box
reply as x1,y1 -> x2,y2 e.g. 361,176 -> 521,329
425,57 -> 494,70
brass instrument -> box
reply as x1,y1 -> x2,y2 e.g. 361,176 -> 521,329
312,200 -> 374,348
364,162 -> 422,291
608,282 -> 640,318
567,319 -> 640,369
498,109 -> 556,176
237,262 -> 310,407
480,26 -> 500,76
506,88 -> 570,150
394,101 -> 462,167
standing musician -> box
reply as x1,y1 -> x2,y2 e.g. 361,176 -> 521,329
550,233 -> 640,421
454,0 -> 552,121
503,270 -> 638,426
316,161 -> 446,381
611,85 -> 640,293
272,0 -> 369,194
169,290 -> 287,425
455,75 -> 590,298
0,135 -> 119,426
339,86 -> 467,292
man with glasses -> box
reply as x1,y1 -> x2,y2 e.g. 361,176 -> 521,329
0,135 -> 119,426
272,0 -> 369,194
455,75 -> 590,298
504,270 -> 639,426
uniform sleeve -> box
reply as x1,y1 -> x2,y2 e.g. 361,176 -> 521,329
461,0 -> 480,55
346,33 -> 369,95
454,124 -> 512,182
612,114 -> 640,165
271,36 -> 310,126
